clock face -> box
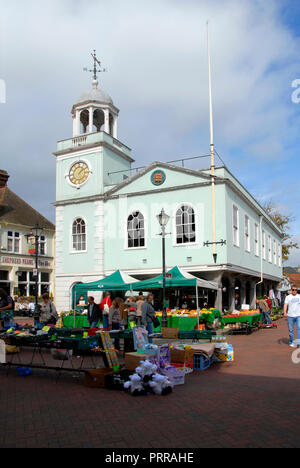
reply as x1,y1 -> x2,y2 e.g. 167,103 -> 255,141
69,161 -> 90,186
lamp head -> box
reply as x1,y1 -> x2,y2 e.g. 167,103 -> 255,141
157,209 -> 170,228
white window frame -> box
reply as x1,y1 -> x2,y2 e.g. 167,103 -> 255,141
273,240 -> 277,265
244,215 -> 250,252
126,211 -> 146,250
262,230 -> 266,260
278,244 -> 282,267
71,217 -> 87,253
39,235 -> 47,256
233,205 -> 239,247
174,204 -> 197,246
7,231 -> 21,254
268,235 -> 272,263
254,223 -> 259,257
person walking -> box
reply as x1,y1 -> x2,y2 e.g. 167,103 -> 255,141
257,298 -> 272,326
284,286 -> 300,347
125,297 -> 137,329
108,297 -> 122,350
0,288 -> 15,328
100,292 -> 111,329
40,293 -> 59,326
142,294 -> 155,343
87,296 -> 101,329
136,295 -> 144,326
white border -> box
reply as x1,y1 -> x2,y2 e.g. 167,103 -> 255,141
172,202 -> 199,248
69,216 -> 88,254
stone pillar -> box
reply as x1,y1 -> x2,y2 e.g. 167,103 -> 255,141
104,109 -> 110,134
229,276 -> 236,311
240,280 -> 246,306
88,107 -> 94,133
75,110 -> 81,136
212,273 -> 223,312
250,280 -> 257,309
113,115 -> 118,139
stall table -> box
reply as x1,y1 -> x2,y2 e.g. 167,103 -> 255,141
220,313 -> 261,331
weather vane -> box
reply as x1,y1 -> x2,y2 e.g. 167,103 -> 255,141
83,50 -> 107,82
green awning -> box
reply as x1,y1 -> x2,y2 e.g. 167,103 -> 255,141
73,270 -> 139,296
129,266 -> 218,291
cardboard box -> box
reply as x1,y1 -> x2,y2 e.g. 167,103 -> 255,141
215,345 -> 234,362
125,352 -> 147,371
84,368 -> 114,388
161,328 -> 179,339
170,348 -> 194,363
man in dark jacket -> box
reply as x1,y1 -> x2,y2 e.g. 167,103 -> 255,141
87,296 -> 101,328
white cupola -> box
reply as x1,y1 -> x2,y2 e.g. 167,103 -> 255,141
71,51 -> 119,138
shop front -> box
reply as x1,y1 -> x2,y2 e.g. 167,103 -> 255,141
0,254 -> 54,298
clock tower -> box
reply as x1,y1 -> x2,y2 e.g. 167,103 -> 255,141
54,52 -> 134,311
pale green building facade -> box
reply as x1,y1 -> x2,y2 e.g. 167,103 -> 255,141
54,78 -> 283,312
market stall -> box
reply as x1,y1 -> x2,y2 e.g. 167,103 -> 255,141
69,270 -> 140,327
220,311 -> 261,333
128,266 -> 219,329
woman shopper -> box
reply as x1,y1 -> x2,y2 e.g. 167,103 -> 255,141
136,295 -> 144,326
142,294 -> 155,343
108,297 -> 123,350
40,293 -> 59,326
100,292 -> 112,329
257,298 -> 272,326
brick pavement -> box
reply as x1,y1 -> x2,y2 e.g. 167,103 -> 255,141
1,319 -> 300,448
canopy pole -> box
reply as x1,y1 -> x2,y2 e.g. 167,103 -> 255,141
73,290 -> 77,329
196,285 -> 200,330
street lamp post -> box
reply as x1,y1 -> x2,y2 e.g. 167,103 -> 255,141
25,224 -> 44,324
157,209 -> 170,329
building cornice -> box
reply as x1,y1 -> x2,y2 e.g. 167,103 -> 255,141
53,140 -> 134,164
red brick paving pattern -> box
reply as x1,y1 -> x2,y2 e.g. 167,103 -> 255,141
1,319 -> 300,448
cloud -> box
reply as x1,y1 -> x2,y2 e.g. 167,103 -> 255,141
0,0 -> 300,230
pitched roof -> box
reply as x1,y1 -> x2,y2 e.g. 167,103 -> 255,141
286,273 -> 300,288
104,160 -> 220,198
0,188 -> 55,231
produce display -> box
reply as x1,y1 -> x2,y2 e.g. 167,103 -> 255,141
156,308 -> 218,317
222,310 -> 260,318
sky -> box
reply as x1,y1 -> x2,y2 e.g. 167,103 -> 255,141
0,0 -> 300,266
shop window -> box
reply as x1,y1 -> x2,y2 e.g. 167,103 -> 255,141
72,218 -> 86,251
7,231 -> 20,254
41,272 -> 50,283
176,205 -> 196,245
127,212 -> 145,248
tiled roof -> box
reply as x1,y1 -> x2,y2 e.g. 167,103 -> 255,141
0,188 -> 55,231
286,273 -> 300,288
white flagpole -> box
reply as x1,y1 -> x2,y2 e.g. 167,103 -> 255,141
207,21 -> 217,264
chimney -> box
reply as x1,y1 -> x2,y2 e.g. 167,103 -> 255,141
0,170 -> 9,188
0,170 -> 9,205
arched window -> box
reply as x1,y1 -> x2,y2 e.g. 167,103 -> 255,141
176,205 -> 196,244
127,212 -> 145,248
72,218 -> 86,251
